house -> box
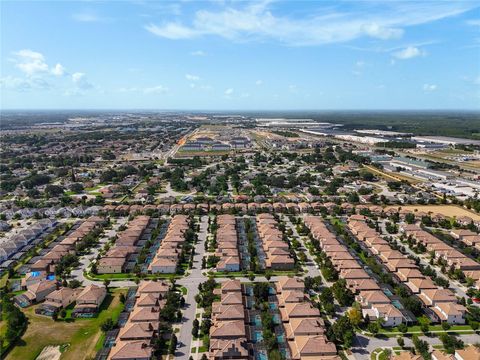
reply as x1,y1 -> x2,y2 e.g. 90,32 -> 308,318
149,258 -> 177,274
212,304 -> 245,321
418,289 -> 456,306
288,335 -> 337,359
432,302 -> 466,324
371,304 -> 404,327
390,352 -> 422,360
395,268 -> 425,282
406,277 -> 437,294
108,340 -> 153,360
220,279 -> 242,294
43,287 -> 80,309
284,318 -> 325,339
455,345 -> 480,360
279,302 -> 320,322
357,290 -> 391,306
431,350 -> 454,360
35,287 -> 81,316
129,306 -> 161,323
210,320 -> 246,339
73,284 -> 107,317
14,279 -> 57,307
209,338 -> 249,360
97,257 -> 125,274
137,280 -> 170,297
117,321 -> 157,341
216,256 -> 241,272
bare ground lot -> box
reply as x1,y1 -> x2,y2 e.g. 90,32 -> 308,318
386,205 -> 480,221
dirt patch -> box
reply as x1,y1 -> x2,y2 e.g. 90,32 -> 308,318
386,205 -> 480,221
35,346 -> 61,360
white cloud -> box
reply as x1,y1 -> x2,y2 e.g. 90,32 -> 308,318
466,19 -> 480,26
13,49 -> 49,76
255,80 -> 263,86
145,23 -> 199,40
72,12 -> 110,23
144,85 -> 169,94
289,84 -> 298,93
72,72 -> 94,90
190,50 -> 206,56
224,88 -> 234,95
393,46 -> 425,59
51,63 -> 66,76
144,2 -> 475,46
185,73 -> 200,81
423,83 -> 437,92
0,76 -> 50,92
117,85 -> 170,94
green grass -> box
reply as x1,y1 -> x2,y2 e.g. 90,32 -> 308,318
6,289 -> 125,360
198,345 -> 208,352
86,272 -> 179,280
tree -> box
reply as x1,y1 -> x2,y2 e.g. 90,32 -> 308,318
347,306 -> 363,327
169,334 -> 177,355
441,322 -> 451,331
192,319 -> 199,337
70,182 -> 84,194
439,333 -> 464,354
103,279 -> 110,291
101,318 -> 115,332
418,316 -> 430,333
397,323 -> 408,333
367,322 -> 379,335
45,184 -> 65,197
332,279 -> 354,307
397,337 -> 405,348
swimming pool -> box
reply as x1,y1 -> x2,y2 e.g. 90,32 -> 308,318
46,275 -> 55,280
382,288 -> 393,296
273,314 -> 281,324
392,300 -> 404,309
31,271 -> 40,277
277,334 -> 285,343
269,302 -> 278,310
253,331 -> 263,343
254,314 -> 262,326
256,351 -> 268,360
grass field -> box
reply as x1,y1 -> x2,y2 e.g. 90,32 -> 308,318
6,289 -> 125,360
386,205 -> 480,221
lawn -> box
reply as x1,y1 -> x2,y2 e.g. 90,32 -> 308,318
6,289 -> 125,360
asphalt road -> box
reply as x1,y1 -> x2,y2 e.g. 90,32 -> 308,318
175,215 -> 208,360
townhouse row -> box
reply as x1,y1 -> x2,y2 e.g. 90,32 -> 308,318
402,223 -> 480,292
97,216 -> 151,274
0,219 -> 58,263
275,277 -> 338,360
349,217 -> 466,324
30,216 -> 105,274
148,215 -> 190,274
215,214 -> 241,272
256,214 -> 295,270
108,280 -> 171,360
209,280 -> 250,359
450,228 -> 480,250
305,216 -> 405,327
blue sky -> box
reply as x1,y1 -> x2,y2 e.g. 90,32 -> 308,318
1,0 -> 479,110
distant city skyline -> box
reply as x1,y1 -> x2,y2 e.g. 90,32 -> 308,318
1,0 -> 480,110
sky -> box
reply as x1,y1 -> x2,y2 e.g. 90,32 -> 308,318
1,0 -> 480,110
